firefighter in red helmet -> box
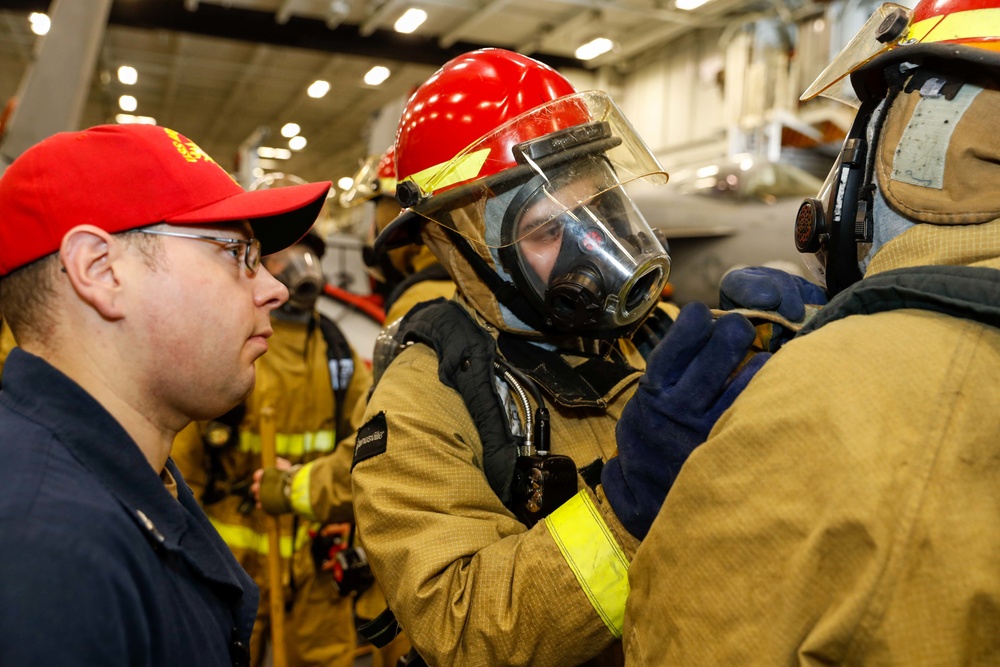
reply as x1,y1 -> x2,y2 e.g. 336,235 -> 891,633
344,146 -> 456,327
350,48 -> 766,666
626,0 -> 1000,663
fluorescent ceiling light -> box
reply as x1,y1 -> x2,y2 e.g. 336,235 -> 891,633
28,13 -> 49,36
307,80 -> 331,98
394,8 -> 427,34
337,177 -> 354,190
118,95 -> 137,112
280,122 -> 301,138
117,66 -> 137,85
289,135 -> 307,151
575,37 -> 614,61
364,66 -> 391,86
257,147 -> 293,160
675,0 -> 710,10
115,114 -> 156,125
695,165 -> 719,178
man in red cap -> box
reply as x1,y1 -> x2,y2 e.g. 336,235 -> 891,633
0,124 -> 330,666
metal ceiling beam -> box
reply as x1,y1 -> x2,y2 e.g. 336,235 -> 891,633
438,0 -> 509,49
0,0 -> 585,71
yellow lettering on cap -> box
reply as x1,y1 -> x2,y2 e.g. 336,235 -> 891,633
162,127 -> 218,166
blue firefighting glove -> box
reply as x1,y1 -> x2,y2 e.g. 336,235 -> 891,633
602,302 -> 769,539
719,266 -> 827,352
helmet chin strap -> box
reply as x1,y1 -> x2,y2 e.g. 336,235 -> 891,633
442,226 -> 552,333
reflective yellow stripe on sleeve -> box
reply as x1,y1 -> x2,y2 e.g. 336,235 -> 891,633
240,429 -> 336,457
545,491 -> 630,638
289,461 -> 318,522
208,517 -> 313,558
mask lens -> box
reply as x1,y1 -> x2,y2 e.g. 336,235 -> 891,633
274,247 -> 326,313
508,160 -> 669,333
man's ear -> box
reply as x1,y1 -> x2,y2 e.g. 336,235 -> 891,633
59,225 -> 127,321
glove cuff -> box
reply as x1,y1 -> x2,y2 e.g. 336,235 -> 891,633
600,457 -> 649,540
259,467 -> 294,515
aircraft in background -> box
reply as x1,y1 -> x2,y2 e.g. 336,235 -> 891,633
629,156 -> 828,307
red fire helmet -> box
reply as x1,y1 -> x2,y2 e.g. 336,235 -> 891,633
393,48 -> 588,200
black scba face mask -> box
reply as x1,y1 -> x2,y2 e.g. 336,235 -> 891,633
498,155 -> 670,335
275,245 -> 326,314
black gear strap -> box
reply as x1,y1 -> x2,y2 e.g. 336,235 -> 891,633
398,299 -> 519,505
497,333 -> 641,407
800,266 -> 1000,335
357,606 -> 402,648
443,227 -> 551,333
316,313 -> 355,442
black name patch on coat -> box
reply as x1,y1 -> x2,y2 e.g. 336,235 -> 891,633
352,412 -> 388,470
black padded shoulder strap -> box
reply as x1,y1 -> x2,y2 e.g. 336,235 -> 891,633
317,314 -> 355,441
800,266 -> 1000,335
398,299 -> 518,505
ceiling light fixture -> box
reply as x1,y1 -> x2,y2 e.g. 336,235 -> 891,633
28,12 -> 49,36
363,66 -> 391,86
257,147 -> 293,160
575,37 -> 614,61
289,135 -> 307,151
675,0 -> 710,10
307,80 -> 331,98
118,95 -> 137,112
394,8 -> 427,34
115,114 -> 157,125
118,66 -> 137,85
280,122 -> 301,138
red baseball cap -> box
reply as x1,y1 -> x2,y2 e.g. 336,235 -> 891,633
0,124 -> 332,276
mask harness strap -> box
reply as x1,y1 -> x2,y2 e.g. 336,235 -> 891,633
442,226 -> 554,333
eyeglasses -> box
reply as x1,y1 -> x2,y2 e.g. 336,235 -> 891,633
136,229 -> 262,274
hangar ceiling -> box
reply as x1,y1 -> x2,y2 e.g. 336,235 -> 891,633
0,0 -> 798,191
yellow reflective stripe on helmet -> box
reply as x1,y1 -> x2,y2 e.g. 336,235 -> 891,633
240,430 -> 336,457
909,7 -> 1000,44
208,517 -> 312,558
289,461 -> 318,522
545,491 -> 630,638
405,148 -> 491,196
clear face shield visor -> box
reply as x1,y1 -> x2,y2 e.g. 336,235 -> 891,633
401,91 -> 671,334
800,2 -> 914,106
339,154 -> 382,208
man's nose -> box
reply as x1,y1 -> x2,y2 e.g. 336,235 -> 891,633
255,266 -> 290,311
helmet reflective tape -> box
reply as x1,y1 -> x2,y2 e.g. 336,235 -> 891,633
908,4 -> 1000,47
403,148 -> 491,199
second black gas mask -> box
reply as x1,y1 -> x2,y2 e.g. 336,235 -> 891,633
273,244 -> 326,317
